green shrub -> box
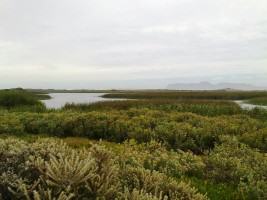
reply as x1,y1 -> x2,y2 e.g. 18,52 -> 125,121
0,138 -> 207,200
205,136 -> 267,196
118,140 -> 205,178
0,114 -> 24,134
0,90 -> 41,108
1,109 -> 266,152
119,188 -> 168,200
120,166 -> 207,200
239,177 -> 267,200
239,128 -> 267,152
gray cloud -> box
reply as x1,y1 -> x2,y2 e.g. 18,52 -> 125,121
0,0 -> 267,89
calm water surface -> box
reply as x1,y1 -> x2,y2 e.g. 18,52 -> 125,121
42,93 -> 267,110
235,100 -> 267,110
42,93 -> 118,109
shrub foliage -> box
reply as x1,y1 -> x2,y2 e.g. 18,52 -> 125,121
0,138 -> 207,200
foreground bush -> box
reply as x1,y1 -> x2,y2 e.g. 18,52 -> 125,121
120,166 -> 207,200
205,137 -> 267,199
0,138 -> 207,200
118,140 -> 205,178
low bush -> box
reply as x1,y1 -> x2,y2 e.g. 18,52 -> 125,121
0,109 -> 266,153
0,138 -> 206,200
117,140 -> 205,178
63,99 -> 243,117
120,166 -> 207,200
239,128 -> 267,152
0,90 -> 44,108
205,137 -> 267,199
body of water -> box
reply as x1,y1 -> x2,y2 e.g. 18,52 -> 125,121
42,93 -> 267,110
235,100 -> 267,110
42,93 -> 116,109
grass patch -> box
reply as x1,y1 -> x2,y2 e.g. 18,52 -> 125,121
0,88 -> 50,112
186,177 -> 240,200
247,97 -> 267,106
102,90 -> 267,100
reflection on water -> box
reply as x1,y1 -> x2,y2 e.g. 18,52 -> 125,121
235,100 -> 267,110
42,93 -> 118,109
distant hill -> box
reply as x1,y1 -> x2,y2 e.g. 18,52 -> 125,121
167,82 -> 266,91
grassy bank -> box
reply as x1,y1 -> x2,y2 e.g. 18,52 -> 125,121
62,99 -> 242,116
246,97 -> 267,106
0,89 -> 50,112
102,90 -> 267,100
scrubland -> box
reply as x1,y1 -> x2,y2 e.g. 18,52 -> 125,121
0,90 -> 267,199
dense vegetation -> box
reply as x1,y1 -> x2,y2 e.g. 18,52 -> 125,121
1,89 -> 267,199
63,100 -> 243,116
247,97 -> 267,106
63,99 -> 267,121
102,90 -> 267,100
0,89 -> 49,110
0,138 -> 209,200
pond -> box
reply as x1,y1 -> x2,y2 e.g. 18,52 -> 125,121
41,93 -> 119,109
235,100 -> 267,110
42,93 -> 267,110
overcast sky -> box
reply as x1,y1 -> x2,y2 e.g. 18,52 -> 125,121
0,0 -> 267,89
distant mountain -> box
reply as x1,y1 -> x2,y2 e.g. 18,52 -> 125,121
167,82 -> 267,91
